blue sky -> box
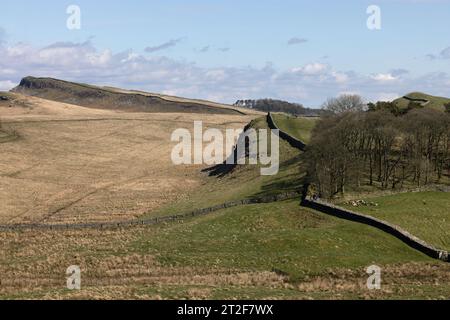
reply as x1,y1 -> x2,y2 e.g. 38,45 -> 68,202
1,0 -> 450,107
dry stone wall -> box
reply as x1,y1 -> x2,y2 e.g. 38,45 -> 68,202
268,112 -> 449,263
267,112 -> 306,151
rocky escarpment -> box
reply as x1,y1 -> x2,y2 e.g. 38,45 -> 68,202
12,77 -> 243,115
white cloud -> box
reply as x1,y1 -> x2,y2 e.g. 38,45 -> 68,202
376,92 -> 401,102
332,71 -> 349,84
6,42 -> 33,57
0,80 -> 16,91
0,40 -> 449,106
292,63 -> 328,75
338,90 -> 360,96
205,69 -> 228,81
371,73 -> 397,82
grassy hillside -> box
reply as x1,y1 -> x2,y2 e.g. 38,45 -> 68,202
136,200 -> 431,279
393,92 -> 450,111
0,104 -> 254,224
0,110 -> 450,299
146,116 -> 307,217
341,191 -> 450,249
11,76 -> 249,115
271,113 -> 318,144
2,199 -> 448,300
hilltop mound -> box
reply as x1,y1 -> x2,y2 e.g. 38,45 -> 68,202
393,92 -> 450,111
11,77 -> 247,115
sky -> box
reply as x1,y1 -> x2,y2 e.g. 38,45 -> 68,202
1,0 -> 450,107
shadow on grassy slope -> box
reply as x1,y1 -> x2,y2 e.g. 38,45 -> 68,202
147,116 -> 307,217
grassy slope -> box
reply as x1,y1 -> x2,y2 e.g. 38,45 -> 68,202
1,200 -> 446,300
138,115 -> 444,289
143,118 -> 442,276
270,108 -> 450,251
271,113 -> 318,144
146,116 -> 306,217
341,192 -> 450,249
393,92 -> 450,111
135,200 -> 430,281
1,113 -> 449,299
115,107 -> 447,298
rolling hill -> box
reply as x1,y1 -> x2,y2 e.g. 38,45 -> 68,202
1,111 -> 448,299
393,92 -> 450,111
270,113 -> 318,144
11,76 -> 254,115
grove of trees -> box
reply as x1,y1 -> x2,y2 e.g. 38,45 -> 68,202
306,96 -> 450,198
235,99 -> 318,116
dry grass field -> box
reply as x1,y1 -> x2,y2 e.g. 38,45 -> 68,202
0,93 -> 256,224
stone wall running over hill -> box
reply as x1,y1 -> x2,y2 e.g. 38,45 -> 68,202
0,191 -> 303,232
402,95 -> 430,107
2,111 -> 447,264
301,197 -> 449,262
266,112 -> 449,263
267,112 -> 306,151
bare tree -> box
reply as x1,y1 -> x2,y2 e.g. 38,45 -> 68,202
322,94 -> 366,115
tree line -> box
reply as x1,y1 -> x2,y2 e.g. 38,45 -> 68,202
305,95 -> 450,198
234,99 -> 318,116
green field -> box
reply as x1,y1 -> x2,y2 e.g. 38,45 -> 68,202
341,192 -> 450,250
129,199 -> 448,299
271,113 -> 318,143
2,199 -> 447,299
146,116 -> 307,217
137,200 -> 431,278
